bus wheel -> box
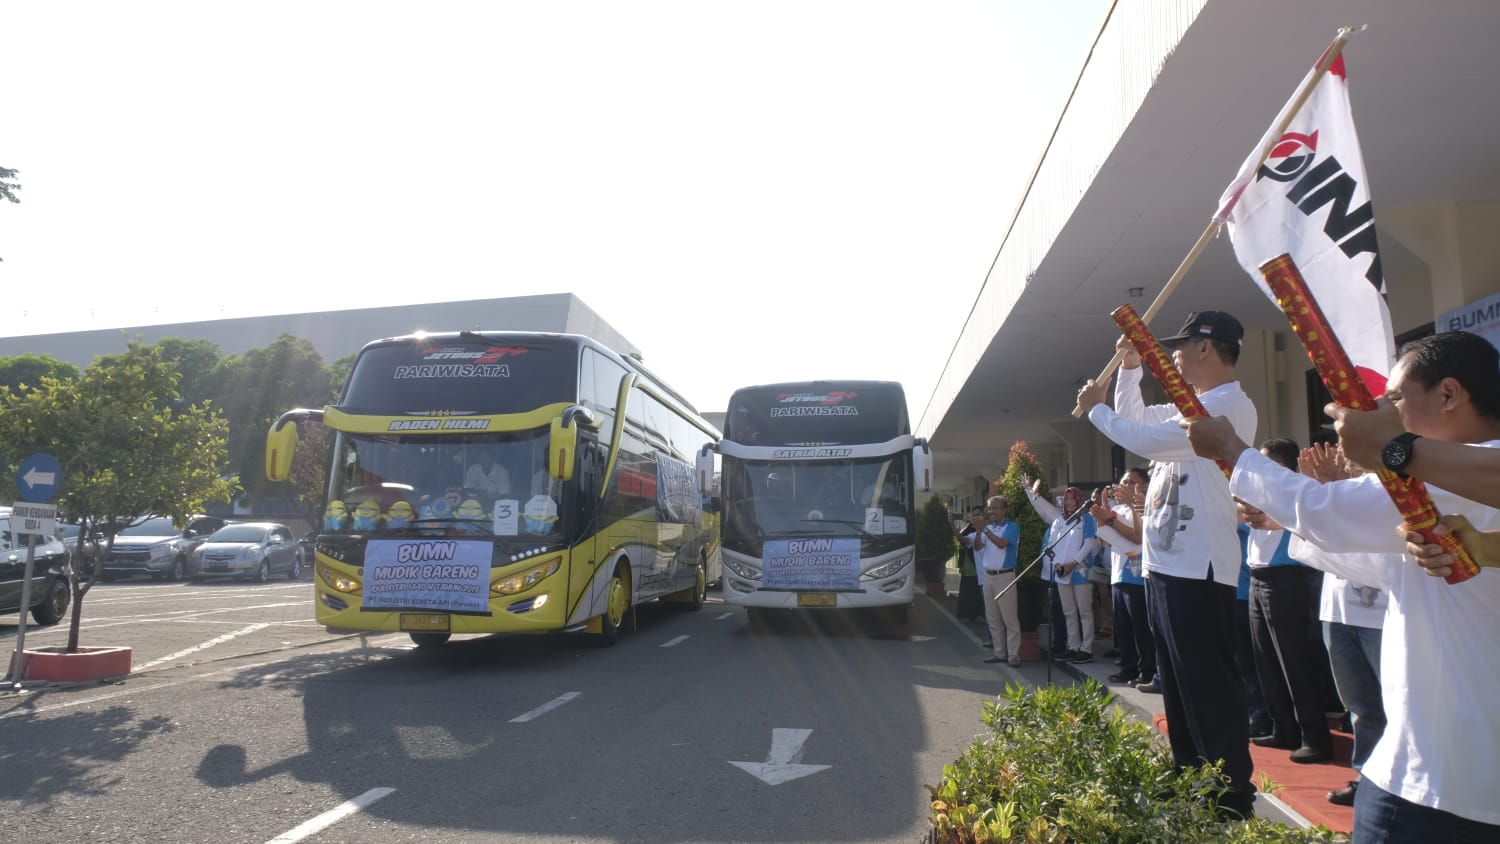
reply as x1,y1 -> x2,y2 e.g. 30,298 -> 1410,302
672,564 -> 707,612
410,632 -> 451,648
689,564 -> 707,611
596,564 -> 632,647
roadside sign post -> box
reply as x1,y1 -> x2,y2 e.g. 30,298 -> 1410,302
9,535 -> 41,684
8,454 -> 63,687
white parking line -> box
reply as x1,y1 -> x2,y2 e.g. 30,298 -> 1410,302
135,623 -> 271,671
54,602 -> 309,631
509,692 -> 580,723
715,612 -> 734,621
0,680 -> 192,719
264,787 -> 396,844
1,652 -> 398,721
660,635 -> 690,648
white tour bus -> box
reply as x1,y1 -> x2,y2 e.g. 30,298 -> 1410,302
697,381 -> 933,625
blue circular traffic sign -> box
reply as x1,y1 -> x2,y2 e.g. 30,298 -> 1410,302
17,452 -> 62,503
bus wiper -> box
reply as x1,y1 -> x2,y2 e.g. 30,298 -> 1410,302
800,518 -> 877,540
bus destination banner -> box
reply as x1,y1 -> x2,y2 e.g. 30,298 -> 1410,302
762,537 -> 861,592
656,452 -> 703,524
363,539 -> 493,614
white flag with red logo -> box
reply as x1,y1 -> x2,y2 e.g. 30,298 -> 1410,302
1216,50 -> 1395,389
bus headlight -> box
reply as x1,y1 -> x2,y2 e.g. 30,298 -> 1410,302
723,557 -> 761,581
493,558 -> 561,596
863,552 -> 913,580
317,563 -> 362,594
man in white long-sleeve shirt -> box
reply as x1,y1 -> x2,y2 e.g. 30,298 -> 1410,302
1185,331 -> 1500,842
1075,310 -> 1259,820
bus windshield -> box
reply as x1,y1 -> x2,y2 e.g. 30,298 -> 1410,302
721,453 -> 913,555
322,430 -> 562,540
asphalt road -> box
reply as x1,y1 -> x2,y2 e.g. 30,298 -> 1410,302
0,581 -> 1030,844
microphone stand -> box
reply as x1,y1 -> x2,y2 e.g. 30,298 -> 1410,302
993,509 -> 1087,688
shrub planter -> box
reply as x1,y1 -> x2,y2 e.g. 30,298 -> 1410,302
12,646 -> 132,683
926,681 -> 1348,843
1016,579 -> 1046,632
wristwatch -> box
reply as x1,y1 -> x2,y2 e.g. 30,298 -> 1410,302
1381,432 -> 1421,478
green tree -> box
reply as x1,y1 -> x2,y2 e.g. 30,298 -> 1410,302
215,334 -> 334,509
995,441 -> 1050,583
0,339 -> 237,651
0,353 -> 80,393
153,336 -> 228,407
0,165 -> 18,204
916,495 -> 959,583
287,418 -> 331,516
326,352 -> 356,398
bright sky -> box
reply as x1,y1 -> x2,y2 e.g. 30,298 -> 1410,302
1,1 -> 1107,416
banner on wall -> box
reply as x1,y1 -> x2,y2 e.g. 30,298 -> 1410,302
1438,290 -> 1500,351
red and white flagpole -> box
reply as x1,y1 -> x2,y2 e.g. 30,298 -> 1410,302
1072,27 -> 1358,417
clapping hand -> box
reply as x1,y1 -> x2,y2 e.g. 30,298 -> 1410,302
1298,442 -> 1348,483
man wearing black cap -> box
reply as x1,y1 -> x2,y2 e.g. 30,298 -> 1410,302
1073,310 -> 1259,820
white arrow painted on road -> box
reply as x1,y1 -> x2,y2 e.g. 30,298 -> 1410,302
729,728 -> 831,785
910,635 -> 936,642
22,467 -> 56,489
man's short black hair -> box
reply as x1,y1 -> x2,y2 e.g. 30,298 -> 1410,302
1209,337 -> 1241,366
1124,466 -> 1149,483
1260,437 -> 1300,471
1397,332 -> 1500,420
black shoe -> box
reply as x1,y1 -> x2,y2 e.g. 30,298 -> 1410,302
983,656 -> 1005,663
1107,672 -> 1138,684
1133,679 -> 1161,693
980,640 -> 993,648
1069,650 -> 1094,664
1327,780 -> 1358,806
1213,793 -> 1255,821
1290,745 -> 1334,764
1051,650 -> 1072,663
1251,735 -> 1299,750
1102,648 -> 1119,658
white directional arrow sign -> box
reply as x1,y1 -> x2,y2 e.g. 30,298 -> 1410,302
22,467 -> 56,489
729,728 -> 831,785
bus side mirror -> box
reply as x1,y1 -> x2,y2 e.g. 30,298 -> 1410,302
266,408 -> 324,482
696,444 -> 717,495
549,417 -> 577,482
266,421 -> 300,482
913,438 -> 934,493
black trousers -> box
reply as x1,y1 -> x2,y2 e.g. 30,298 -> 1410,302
956,573 -> 983,621
1233,597 -> 1270,731
1049,582 -> 1068,652
1148,571 -> 1254,804
1249,566 -> 1334,750
1111,582 -> 1155,680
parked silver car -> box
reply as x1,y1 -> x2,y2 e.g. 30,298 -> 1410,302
188,522 -> 304,582
58,522 -> 102,567
101,515 -> 225,582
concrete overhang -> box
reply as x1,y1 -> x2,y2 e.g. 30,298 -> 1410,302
920,0 -> 1500,483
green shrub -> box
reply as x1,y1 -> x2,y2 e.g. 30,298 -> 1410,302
994,441 -> 1050,585
918,494 -> 959,573
927,681 -> 1348,843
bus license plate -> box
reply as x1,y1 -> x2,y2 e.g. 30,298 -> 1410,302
401,613 -> 451,632
797,592 -> 836,608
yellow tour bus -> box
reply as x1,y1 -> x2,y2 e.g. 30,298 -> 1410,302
266,331 -> 720,648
